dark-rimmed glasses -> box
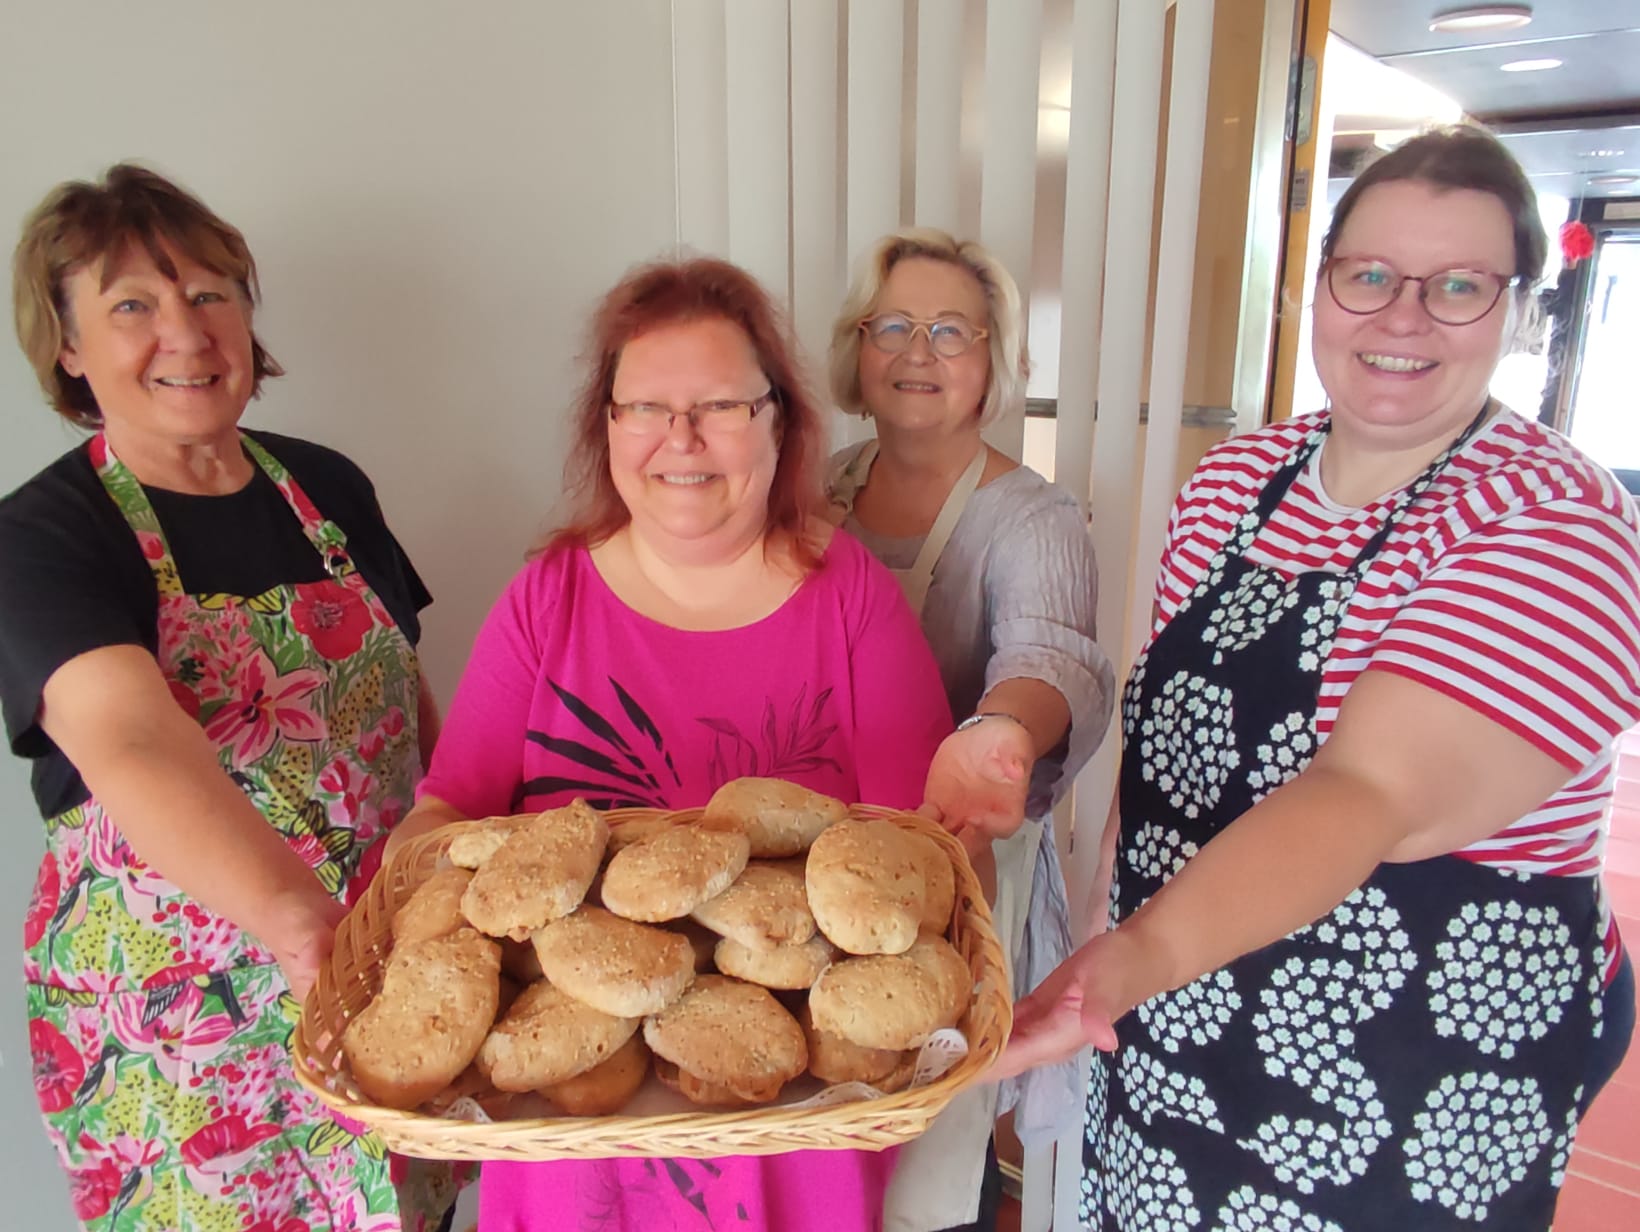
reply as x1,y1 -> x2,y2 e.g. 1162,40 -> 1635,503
608,390 -> 777,438
859,313 -> 989,357
1324,256 -> 1521,326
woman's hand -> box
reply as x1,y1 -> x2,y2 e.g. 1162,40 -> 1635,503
990,928 -> 1136,1081
918,715 -> 1034,842
257,889 -> 347,1004
384,794 -> 468,866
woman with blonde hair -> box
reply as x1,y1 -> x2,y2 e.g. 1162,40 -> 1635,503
827,228 -> 1115,1231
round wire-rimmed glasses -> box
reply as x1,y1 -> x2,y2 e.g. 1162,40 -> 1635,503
859,313 -> 990,357
1324,256 -> 1521,326
608,390 -> 778,438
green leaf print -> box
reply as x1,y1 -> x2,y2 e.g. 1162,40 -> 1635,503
269,626 -> 315,676
44,804 -> 87,836
306,1118 -> 357,1157
359,1131 -> 389,1162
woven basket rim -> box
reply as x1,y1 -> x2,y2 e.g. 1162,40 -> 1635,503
291,804 -> 1013,1160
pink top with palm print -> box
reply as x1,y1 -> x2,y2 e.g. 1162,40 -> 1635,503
420,530 -> 952,1232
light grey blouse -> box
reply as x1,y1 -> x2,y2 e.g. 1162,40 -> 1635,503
836,453 -> 1116,1142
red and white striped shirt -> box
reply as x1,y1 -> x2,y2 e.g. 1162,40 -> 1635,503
1153,410 -> 1640,967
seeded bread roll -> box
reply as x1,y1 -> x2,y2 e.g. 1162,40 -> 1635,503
652,1055 -> 754,1109
601,825 -> 750,923
531,906 -> 696,1017
643,974 -> 808,1103
797,1002 -> 904,1087
476,980 -> 641,1092
713,934 -> 836,990
805,819 -> 926,955
662,917 -> 722,974
690,858 -> 814,951
500,936 -> 546,984
606,814 -> 674,853
700,777 -> 848,858
342,928 -> 501,1109
900,829 -> 957,935
808,935 -> 970,1051
461,800 -> 608,941
391,866 -> 473,944
544,1034 -> 651,1116
446,815 -> 537,869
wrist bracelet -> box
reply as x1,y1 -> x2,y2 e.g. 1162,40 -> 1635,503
955,711 -> 1028,734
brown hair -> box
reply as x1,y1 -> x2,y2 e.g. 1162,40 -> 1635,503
12,162 -> 282,427
1321,125 -> 1545,306
543,256 -> 826,568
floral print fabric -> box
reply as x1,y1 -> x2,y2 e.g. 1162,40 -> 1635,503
23,434 -> 446,1231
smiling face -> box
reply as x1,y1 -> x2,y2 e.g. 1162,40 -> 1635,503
56,240 -> 255,453
856,256 -> 992,435
1313,180 -> 1517,448
607,316 -> 782,558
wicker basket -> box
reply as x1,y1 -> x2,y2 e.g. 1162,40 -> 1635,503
291,805 -> 1012,1160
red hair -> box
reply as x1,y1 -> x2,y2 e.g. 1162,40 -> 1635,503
542,257 -> 826,569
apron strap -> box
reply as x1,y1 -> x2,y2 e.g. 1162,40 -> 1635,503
899,446 -> 986,615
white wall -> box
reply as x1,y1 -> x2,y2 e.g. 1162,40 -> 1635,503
0,3 -> 679,1224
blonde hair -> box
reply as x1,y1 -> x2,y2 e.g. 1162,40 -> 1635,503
828,228 -> 1028,428
12,162 -> 281,427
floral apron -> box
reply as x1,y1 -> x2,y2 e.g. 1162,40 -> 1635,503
23,434 -> 452,1232
1084,415 -> 1614,1230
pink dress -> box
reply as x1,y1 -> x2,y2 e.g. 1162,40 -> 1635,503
420,530 -> 953,1232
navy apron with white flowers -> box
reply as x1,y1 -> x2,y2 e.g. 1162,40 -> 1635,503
1083,413 -> 1611,1231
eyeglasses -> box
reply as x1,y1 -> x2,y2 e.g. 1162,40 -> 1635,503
608,390 -> 777,438
859,313 -> 989,358
1324,257 -> 1521,326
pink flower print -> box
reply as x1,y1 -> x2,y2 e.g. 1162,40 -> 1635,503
358,705 -> 407,767
30,1019 -> 85,1113
290,579 -> 374,661
136,530 -> 165,562
170,604 -> 259,701
246,1215 -> 311,1232
317,759 -> 375,827
202,649 -> 326,763
179,1113 -> 284,1174
87,822 -> 171,918
23,854 -> 59,950
67,1156 -> 123,1221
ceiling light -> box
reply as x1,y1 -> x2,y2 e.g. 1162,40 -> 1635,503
1429,5 -> 1533,33
1580,150 -> 1626,160
1499,58 -> 1563,72
1590,174 -> 1640,187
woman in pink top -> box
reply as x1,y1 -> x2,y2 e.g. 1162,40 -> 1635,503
390,257 -> 953,1231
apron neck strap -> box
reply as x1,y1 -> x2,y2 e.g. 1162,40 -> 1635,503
899,445 -> 988,615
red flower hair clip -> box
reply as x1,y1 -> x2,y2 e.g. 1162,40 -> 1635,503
1560,220 -> 1595,267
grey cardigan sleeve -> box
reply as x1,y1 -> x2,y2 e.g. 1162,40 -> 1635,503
981,489 -> 1116,812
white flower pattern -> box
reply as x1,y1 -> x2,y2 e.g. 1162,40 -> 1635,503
1427,900 -> 1579,1059
1139,672 -> 1238,820
1402,1072 -> 1553,1221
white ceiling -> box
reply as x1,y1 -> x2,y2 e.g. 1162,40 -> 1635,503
1328,0 -> 1640,199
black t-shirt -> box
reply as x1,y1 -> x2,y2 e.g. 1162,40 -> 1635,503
0,429 -> 432,819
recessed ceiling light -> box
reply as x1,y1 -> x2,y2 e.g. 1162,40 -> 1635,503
1590,174 -> 1640,187
1499,58 -> 1563,72
1429,4 -> 1533,33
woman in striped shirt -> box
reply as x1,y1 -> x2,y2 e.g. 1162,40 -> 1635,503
997,125 -> 1639,1231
